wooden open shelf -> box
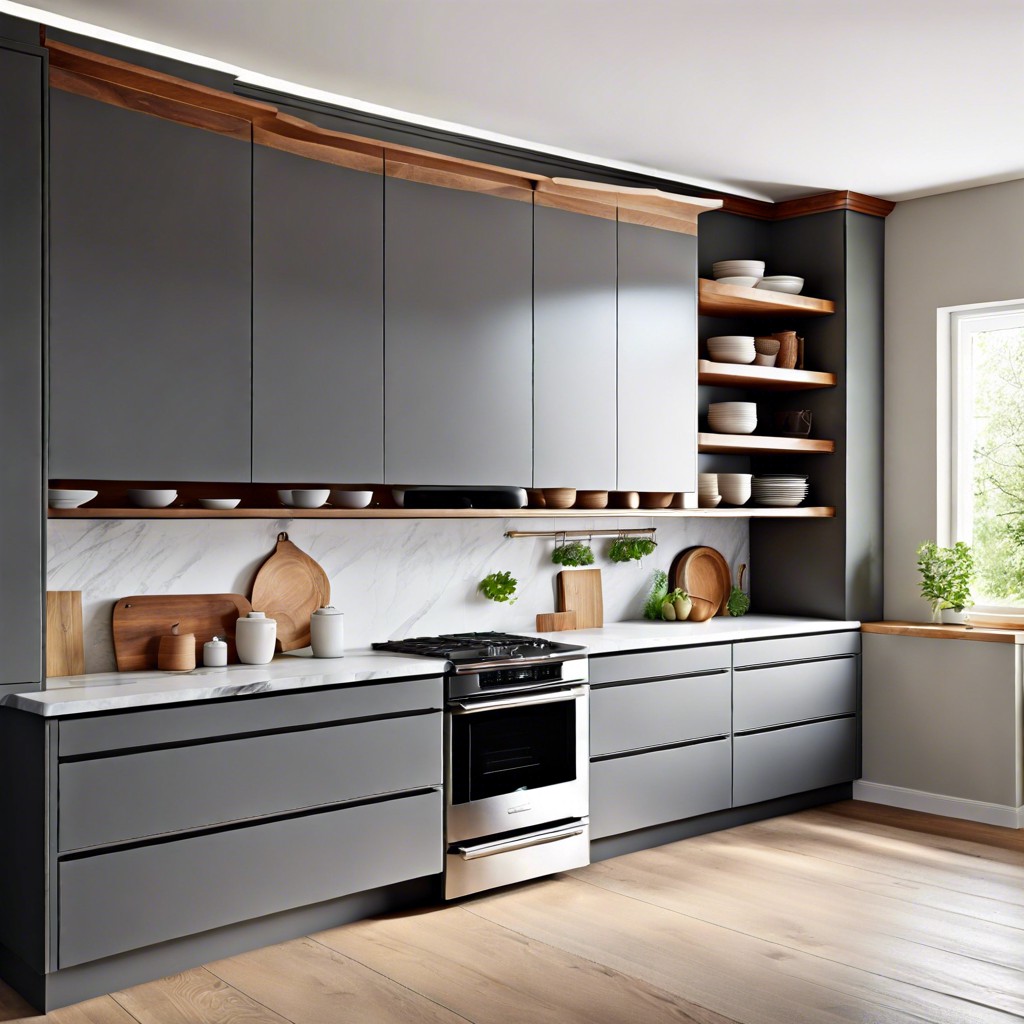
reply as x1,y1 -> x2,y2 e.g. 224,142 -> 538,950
698,433 -> 835,455
698,360 -> 836,391
698,279 -> 835,317
47,506 -> 835,521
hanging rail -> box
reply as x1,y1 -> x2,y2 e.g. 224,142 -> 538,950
504,527 -> 657,540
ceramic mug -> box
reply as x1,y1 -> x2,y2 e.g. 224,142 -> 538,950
775,410 -> 812,436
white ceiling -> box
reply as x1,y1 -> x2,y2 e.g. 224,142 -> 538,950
6,0 -> 1024,202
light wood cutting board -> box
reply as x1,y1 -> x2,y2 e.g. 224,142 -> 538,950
47,590 -> 85,677
557,569 -> 603,629
250,532 -> 330,652
671,546 -> 731,616
112,593 -> 251,671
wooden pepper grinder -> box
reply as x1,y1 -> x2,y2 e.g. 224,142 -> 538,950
158,622 -> 196,671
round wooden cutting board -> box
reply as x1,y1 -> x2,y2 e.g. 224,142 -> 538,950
670,546 -> 731,617
250,532 -> 331,651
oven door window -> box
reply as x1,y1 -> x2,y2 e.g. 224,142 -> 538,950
451,699 -> 577,804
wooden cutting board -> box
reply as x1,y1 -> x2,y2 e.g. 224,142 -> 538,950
671,546 -> 731,616
112,593 -> 251,671
557,569 -> 603,629
47,591 -> 85,677
250,532 -> 331,651
536,611 -> 578,633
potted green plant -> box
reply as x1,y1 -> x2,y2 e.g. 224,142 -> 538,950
916,541 -> 974,622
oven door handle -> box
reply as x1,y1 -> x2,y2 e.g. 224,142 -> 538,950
449,685 -> 587,714
454,823 -> 586,860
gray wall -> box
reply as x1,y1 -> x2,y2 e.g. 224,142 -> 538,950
884,179 -> 1024,619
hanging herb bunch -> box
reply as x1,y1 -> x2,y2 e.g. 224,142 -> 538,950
551,539 -> 595,567
478,570 -> 518,604
608,535 -> 658,563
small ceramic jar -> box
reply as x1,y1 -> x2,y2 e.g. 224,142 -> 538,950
235,611 -> 277,665
203,635 -> 228,667
310,606 -> 345,658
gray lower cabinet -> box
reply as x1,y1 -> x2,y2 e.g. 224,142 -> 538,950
0,39 -> 44,690
48,90 -> 252,481
617,221 -> 698,493
733,717 -> 857,806
533,203 -> 617,489
591,739 -> 732,839
384,177 -> 533,485
59,789 -> 442,968
733,656 -> 857,732
252,145 -> 384,482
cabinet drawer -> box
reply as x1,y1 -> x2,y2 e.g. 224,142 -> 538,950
733,631 -> 860,669
591,672 -> 730,755
732,717 -> 857,807
59,788 -> 443,968
60,711 -> 441,851
589,644 -> 730,686
590,738 -> 731,839
59,676 -> 443,756
733,656 -> 857,733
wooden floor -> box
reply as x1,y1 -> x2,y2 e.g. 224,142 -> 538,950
4,801 -> 1023,1024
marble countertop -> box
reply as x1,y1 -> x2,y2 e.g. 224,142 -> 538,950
3,615 -> 859,717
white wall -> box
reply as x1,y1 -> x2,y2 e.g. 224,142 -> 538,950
48,516 -> 748,673
884,179 -> 1024,619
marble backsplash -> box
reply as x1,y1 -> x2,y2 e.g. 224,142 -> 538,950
48,516 -> 748,674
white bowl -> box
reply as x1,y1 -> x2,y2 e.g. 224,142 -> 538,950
709,401 -> 757,416
707,336 -> 756,364
198,497 -> 240,510
285,488 -> 330,509
713,260 -> 765,279
756,276 -> 804,294
718,473 -> 752,505
48,488 -> 98,509
698,493 -> 722,509
714,276 -> 761,288
331,489 -> 373,509
127,488 -> 177,508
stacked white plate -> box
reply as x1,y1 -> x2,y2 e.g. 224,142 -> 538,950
706,335 -> 756,364
756,275 -> 804,294
707,401 -> 757,434
752,474 -> 809,507
712,259 -> 765,281
697,473 -> 721,508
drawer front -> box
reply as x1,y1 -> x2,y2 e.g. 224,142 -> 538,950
733,656 -> 857,733
591,672 -> 730,755
59,788 -> 443,968
589,644 -> 731,685
60,712 -> 442,851
733,631 -> 860,669
59,675 -> 444,756
732,717 -> 857,807
590,738 -> 731,839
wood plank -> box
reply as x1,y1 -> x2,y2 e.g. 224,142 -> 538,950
861,621 -> 1024,644
385,154 -> 534,202
722,190 -> 894,221
46,591 -> 85,677
533,189 -> 617,220
110,968 -> 291,1024
699,279 -> 835,317
698,433 -> 835,454
253,122 -> 383,174
4,994 -> 142,1024
206,936 -> 467,1024
698,360 -> 836,391
316,903 -> 737,1024
617,205 -> 697,235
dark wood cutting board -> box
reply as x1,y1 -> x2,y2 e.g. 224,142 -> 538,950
112,593 -> 251,671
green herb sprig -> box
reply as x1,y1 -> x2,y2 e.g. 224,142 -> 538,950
552,541 -> 595,567
609,537 -> 658,563
478,570 -> 519,604
643,569 -> 669,620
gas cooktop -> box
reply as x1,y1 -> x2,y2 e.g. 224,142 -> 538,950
372,631 -> 585,666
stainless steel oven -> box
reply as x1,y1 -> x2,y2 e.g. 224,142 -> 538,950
372,632 -> 590,899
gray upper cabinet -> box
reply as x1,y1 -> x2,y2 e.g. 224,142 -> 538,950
617,221 -> 697,493
384,178 -> 533,486
0,41 -> 44,689
533,204 -> 617,490
49,91 -> 252,481
252,147 -> 384,482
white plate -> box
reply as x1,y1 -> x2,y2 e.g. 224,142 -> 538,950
48,488 -> 98,509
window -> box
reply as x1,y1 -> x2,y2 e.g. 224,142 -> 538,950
951,302 -> 1024,612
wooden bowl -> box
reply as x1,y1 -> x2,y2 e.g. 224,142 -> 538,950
639,492 -> 675,509
687,596 -> 717,622
612,491 -> 640,509
526,489 -> 546,508
542,488 -> 576,509
575,490 -> 609,509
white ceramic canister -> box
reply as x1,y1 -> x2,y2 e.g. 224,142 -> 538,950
310,605 -> 345,658
203,635 -> 228,667
235,611 -> 277,665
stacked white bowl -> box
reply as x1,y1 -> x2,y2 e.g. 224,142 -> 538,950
707,401 -> 757,434
752,474 -> 809,507
706,335 -> 756,364
717,473 -> 752,506
712,259 -> 765,285
755,275 -> 804,294
697,473 -> 721,508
